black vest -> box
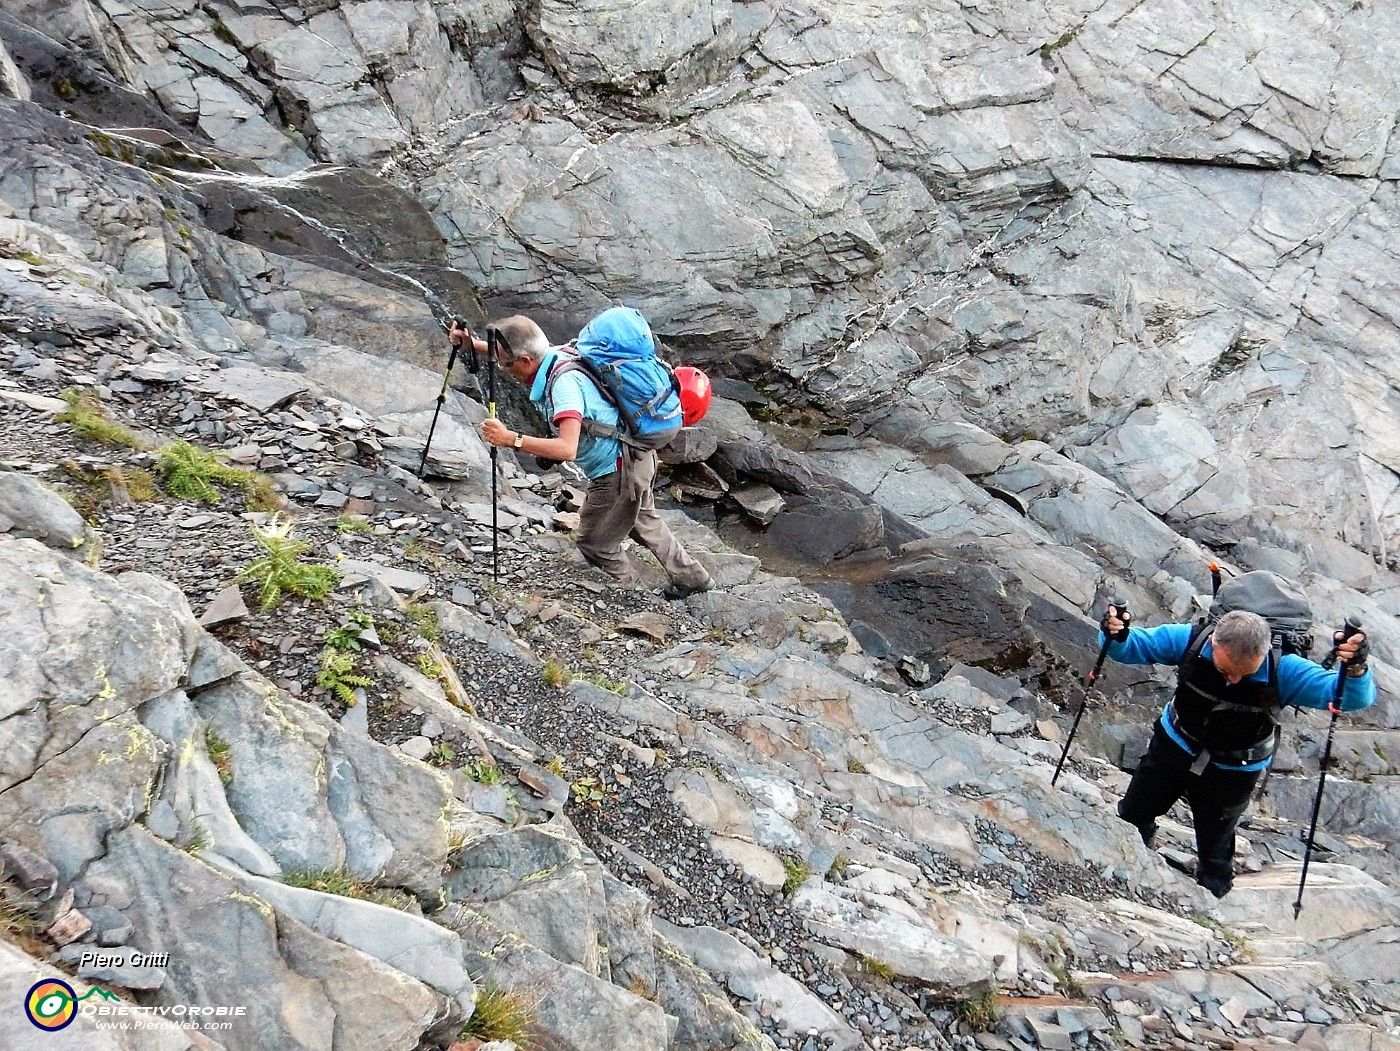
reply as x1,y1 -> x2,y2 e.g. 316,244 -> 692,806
1173,630 -> 1279,754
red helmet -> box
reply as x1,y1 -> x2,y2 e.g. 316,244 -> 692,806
675,366 -> 712,427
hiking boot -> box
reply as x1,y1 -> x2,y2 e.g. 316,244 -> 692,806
1196,871 -> 1234,899
663,576 -> 715,601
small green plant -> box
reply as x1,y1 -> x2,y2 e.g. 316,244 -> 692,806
236,517 -> 341,611
953,990 -> 1000,1032
540,659 -> 570,688
56,389 -> 145,449
205,729 -> 233,785
846,757 -> 868,774
324,615 -> 369,649
782,858 -> 811,896
417,654 -> 445,680
316,648 -> 371,705
544,755 -> 567,778
406,601 -> 440,643
827,853 -> 850,881
570,776 -> 606,808
860,956 -> 896,980
430,741 -> 456,766
459,985 -> 536,1047
465,761 -> 502,784
335,514 -> 371,533
283,868 -> 375,899
186,821 -> 211,857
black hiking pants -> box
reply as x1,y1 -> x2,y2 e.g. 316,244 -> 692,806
1117,722 -> 1263,897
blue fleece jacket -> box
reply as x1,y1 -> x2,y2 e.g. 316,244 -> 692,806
1101,624 -> 1375,712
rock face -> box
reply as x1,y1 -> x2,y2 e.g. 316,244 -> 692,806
3,1 -> 1400,1049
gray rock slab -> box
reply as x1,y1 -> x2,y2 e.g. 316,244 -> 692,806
0,470 -> 88,551
441,903 -> 671,1051
208,858 -> 475,1016
0,542 -> 191,793
198,584 -> 249,627
201,366 -> 309,412
654,918 -> 861,1050
337,558 -> 430,594
791,881 -> 994,996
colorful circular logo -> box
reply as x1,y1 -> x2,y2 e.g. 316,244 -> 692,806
25,979 -> 77,1030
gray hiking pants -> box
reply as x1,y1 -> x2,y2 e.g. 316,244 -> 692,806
576,447 -> 709,588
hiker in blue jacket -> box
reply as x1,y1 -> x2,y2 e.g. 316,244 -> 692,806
1100,605 -> 1374,897
450,316 -> 715,600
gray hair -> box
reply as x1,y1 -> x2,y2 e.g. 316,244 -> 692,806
1212,610 -> 1271,659
490,315 -> 549,362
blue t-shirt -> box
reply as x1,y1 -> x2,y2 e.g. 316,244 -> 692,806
529,350 -> 622,480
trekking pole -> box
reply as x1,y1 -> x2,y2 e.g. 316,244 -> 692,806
418,318 -> 467,480
1053,598 -> 1127,787
1294,615 -> 1362,918
485,326 -> 500,583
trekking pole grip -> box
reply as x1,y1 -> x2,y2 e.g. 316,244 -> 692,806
1329,616 -> 1363,713
1089,597 -> 1127,686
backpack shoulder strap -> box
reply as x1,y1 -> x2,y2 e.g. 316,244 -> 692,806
545,356 -> 631,443
1181,619 -> 1212,667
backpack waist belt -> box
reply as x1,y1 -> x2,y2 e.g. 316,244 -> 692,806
1164,703 -> 1276,766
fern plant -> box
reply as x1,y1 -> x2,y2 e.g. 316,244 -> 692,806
316,649 -> 371,705
236,516 -> 341,611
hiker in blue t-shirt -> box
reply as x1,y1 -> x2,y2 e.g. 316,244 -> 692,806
449,316 -> 714,599
1100,605 -> 1374,897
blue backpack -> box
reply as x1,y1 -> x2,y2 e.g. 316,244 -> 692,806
551,307 -> 683,450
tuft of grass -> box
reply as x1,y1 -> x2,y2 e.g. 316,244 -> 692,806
186,821 -> 211,857
540,659 -> 570,688
122,467 -> 159,501
406,601 -> 440,643
205,729 -> 233,785
860,956 -> 896,980
0,882 -> 47,958
544,755 -> 567,778
56,461 -> 161,518
846,757 -> 868,774
57,389 -> 146,449
158,440 -> 278,509
335,514 -> 371,533
316,648 -> 371,706
782,858 -> 811,896
283,868 -> 375,899
952,990 -> 1000,1032
578,672 -> 627,693
236,516 -> 341,611
460,985 -> 537,1047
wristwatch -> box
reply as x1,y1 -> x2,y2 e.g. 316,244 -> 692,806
513,433 -> 525,449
